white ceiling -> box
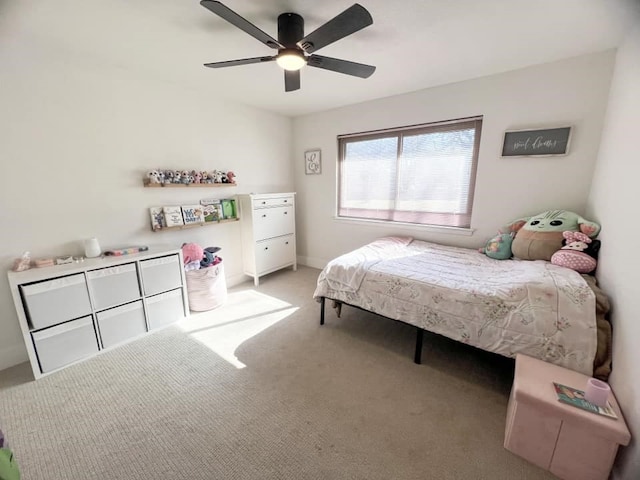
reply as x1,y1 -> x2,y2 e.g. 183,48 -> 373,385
3,0 -> 639,117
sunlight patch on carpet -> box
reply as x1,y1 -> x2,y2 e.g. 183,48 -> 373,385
177,289 -> 297,368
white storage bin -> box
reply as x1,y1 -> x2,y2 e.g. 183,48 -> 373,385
146,288 -> 184,330
185,262 -> 227,312
140,255 -> 182,296
32,316 -> 99,373
87,263 -> 140,311
21,274 -> 92,330
97,300 -> 147,349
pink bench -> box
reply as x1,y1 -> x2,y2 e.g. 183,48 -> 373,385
504,354 -> 631,480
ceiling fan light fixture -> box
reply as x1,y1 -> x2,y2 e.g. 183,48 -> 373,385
276,49 -> 306,71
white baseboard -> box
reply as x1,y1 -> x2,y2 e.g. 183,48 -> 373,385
0,343 -> 28,372
297,256 -> 328,270
226,272 -> 251,288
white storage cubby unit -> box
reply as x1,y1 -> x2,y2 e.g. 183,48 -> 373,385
8,246 -> 189,379
238,193 -> 296,286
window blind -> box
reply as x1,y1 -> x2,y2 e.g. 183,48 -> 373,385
338,117 -> 482,228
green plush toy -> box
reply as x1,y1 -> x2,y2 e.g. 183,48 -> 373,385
506,210 -> 601,261
479,231 -> 514,260
0,448 -> 20,480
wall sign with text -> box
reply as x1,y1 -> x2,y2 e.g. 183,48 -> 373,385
501,126 -> 572,157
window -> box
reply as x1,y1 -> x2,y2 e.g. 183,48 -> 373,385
338,116 -> 482,228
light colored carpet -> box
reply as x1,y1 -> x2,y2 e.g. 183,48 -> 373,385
0,266 -> 555,479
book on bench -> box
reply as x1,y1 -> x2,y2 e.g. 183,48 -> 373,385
553,382 -> 617,419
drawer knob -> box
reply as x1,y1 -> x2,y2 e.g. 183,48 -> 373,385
261,201 -> 266,204
284,211 -> 288,215
264,247 -> 268,250
285,241 -> 289,245
262,214 -> 267,218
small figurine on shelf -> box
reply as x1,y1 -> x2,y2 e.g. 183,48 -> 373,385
192,170 -> 202,184
12,251 -> 32,272
147,170 -> 162,184
173,171 -> 182,184
213,170 -> 224,183
227,171 -> 236,184
201,171 -> 212,184
165,170 -> 175,184
180,170 -> 191,185
157,170 -> 166,184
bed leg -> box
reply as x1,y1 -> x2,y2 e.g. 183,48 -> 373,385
414,328 -> 424,364
320,297 -> 325,326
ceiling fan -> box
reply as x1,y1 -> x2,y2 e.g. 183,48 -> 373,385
200,1 -> 376,92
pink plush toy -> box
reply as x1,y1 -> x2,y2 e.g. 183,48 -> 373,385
181,243 -> 203,265
550,231 -> 600,274
226,171 -> 236,184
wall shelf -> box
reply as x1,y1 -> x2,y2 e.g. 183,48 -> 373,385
144,181 -> 237,188
153,218 -> 239,232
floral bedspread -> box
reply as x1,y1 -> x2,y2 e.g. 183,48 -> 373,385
313,237 -> 597,374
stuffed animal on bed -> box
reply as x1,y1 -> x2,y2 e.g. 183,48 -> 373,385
479,231 -> 514,260
551,231 -> 601,274
505,210 -> 600,261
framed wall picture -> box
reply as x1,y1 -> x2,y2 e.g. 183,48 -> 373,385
304,149 -> 322,175
501,126 -> 572,157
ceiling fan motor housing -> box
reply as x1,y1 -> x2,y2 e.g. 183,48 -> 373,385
278,13 -> 304,49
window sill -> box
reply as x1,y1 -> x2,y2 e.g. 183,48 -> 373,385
333,216 -> 475,236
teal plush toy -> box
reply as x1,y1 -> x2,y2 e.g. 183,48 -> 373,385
479,231 -> 514,260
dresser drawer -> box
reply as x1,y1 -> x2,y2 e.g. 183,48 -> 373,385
252,196 -> 294,209
253,205 -> 294,240
255,235 -> 295,274
21,274 -> 92,330
87,263 -> 140,311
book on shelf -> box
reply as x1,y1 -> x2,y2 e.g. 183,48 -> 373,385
163,206 -> 184,227
553,382 -> 617,419
149,206 -> 167,230
220,198 -> 237,219
181,205 -> 205,225
200,198 -> 222,222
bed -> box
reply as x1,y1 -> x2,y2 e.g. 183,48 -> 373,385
313,236 -> 612,379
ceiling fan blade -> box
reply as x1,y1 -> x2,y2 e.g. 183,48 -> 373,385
200,1 -> 283,49
204,56 -> 276,68
285,70 -> 300,92
307,55 -> 375,78
297,4 -> 372,54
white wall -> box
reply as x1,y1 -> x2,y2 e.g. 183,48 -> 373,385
587,23 -> 640,480
0,38 -> 292,370
293,51 -> 615,268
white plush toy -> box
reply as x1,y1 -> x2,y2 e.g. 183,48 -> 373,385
147,170 -> 161,184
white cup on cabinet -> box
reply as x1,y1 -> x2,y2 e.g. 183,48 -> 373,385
83,237 -> 101,258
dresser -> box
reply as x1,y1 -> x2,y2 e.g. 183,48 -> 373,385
7,246 -> 188,379
238,193 -> 297,286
